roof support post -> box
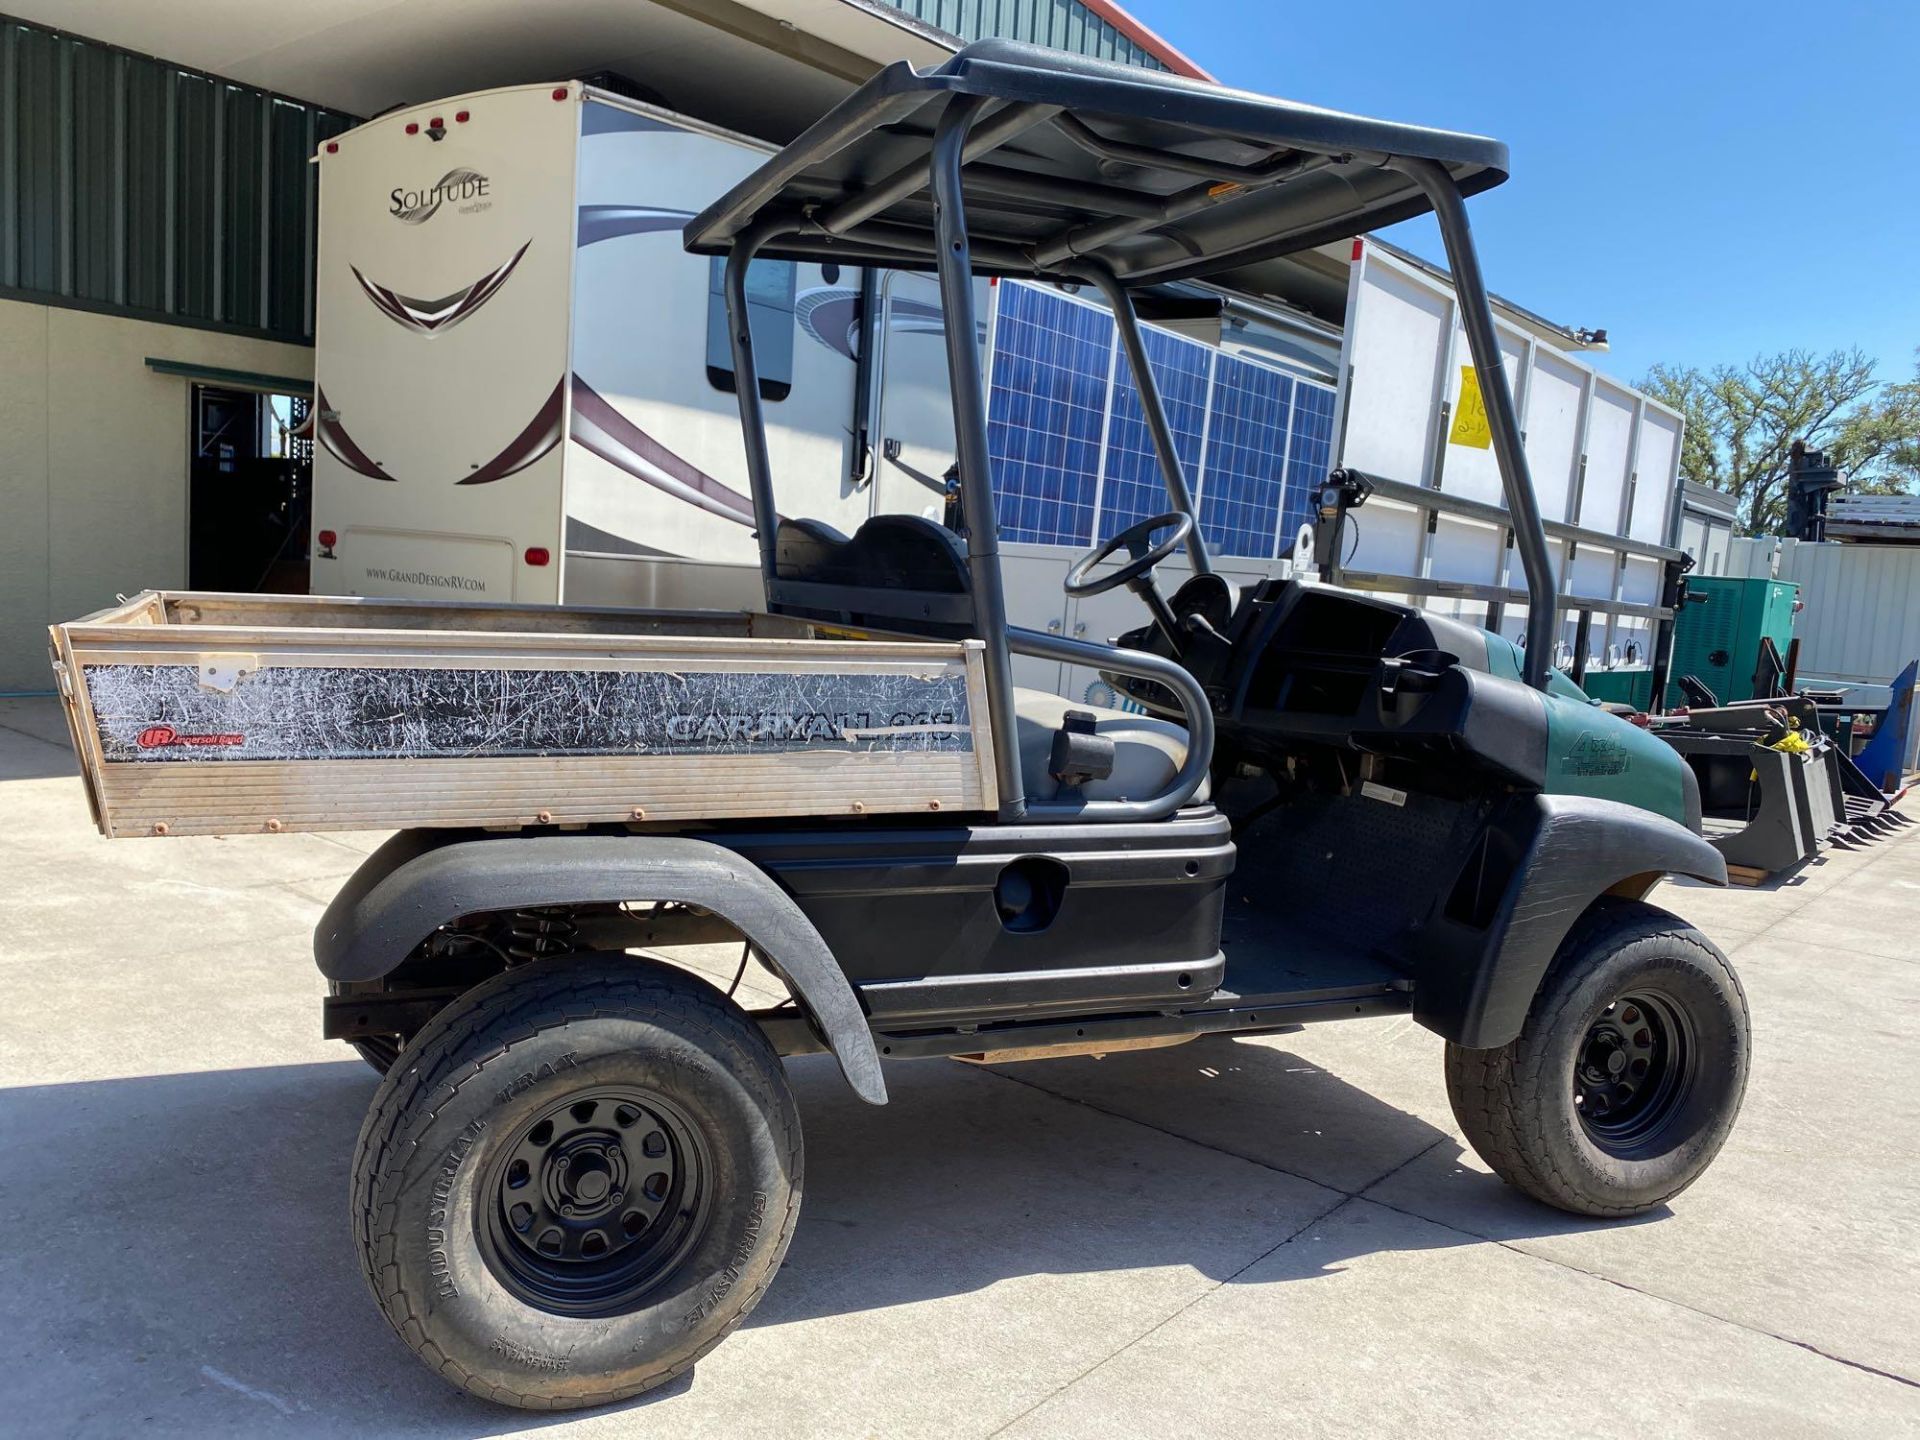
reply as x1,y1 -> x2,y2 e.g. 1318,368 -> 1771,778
1069,261 -> 1213,578
1396,157 -> 1555,690
930,92 -> 1027,821
722,215 -> 791,589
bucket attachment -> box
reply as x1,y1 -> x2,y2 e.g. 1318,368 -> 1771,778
1653,695 -> 1909,880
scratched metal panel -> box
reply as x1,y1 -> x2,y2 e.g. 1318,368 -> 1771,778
84,664 -> 974,763
11,23 -> 62,294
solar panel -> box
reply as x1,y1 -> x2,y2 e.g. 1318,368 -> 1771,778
1097,326 -> 1211,542
985,280 -> 1336,561
1199,356 -> 1295,560
986,283 -> 1113,547
1282,381 -> 1337,556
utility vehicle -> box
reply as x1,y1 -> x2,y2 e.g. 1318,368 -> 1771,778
48,41 -> 1748,1410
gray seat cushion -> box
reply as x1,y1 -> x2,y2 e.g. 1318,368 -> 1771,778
1012,687 -> 1209,804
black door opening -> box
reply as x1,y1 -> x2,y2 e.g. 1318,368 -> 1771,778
187,385 -> 312,593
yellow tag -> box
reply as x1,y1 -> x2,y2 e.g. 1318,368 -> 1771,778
1449,365 -> 1493,450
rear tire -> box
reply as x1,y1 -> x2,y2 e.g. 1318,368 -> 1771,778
1445,898 -> 1749,1217
351,954 -> 802,1409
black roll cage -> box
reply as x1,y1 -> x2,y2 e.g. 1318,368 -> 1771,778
693,41 -> 1559,824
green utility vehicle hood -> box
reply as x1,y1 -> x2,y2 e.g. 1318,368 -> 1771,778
1480,633 -> 1698,829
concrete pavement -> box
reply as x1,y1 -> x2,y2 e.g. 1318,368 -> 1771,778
1,696 -> 1916,1437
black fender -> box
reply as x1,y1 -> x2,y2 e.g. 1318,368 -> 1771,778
1413,794 -> 1727,1049
315,831 -> 887,1104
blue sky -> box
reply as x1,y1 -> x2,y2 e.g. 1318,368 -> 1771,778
1125,0 -> 1920,387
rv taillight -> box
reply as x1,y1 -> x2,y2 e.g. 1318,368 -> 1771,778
525,547 -> 551,566
405,122 -> 419,135
317,530 -> 337,548
429,117 -> 443,129
551,87 -> 567,101
325,141 -> 338,154
455,110 -> 470,123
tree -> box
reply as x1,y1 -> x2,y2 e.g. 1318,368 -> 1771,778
1833,352 -> 1920,497
1638,348 -> 1890,534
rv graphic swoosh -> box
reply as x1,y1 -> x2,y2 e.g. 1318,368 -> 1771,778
351,240 -> 530,335
318,379 -> 565,486
458,378 -> 567,485
576,205 -> 691,248
795,286 -> 968,359
315,387 -> 391,481
570,376 -> 756,526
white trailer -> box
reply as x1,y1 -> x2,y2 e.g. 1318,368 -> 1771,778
1331,240 -> 1687,679
312,88 -> 1683,698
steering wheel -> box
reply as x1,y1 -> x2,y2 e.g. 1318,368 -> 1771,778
1064,511 -> 1194,597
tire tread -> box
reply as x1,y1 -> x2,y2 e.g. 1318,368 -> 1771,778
350,956 -> 804,1409
1445,898 -> 1749,1217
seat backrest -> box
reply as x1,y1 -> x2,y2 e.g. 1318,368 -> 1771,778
769,513 -> 976,635
775,514 -> 970,593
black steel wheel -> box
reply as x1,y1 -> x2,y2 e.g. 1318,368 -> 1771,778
351,954 -> 802,1410
477,1086 -> 713,1318
1574,989 -> 1695,1155
1445,898 -> 1749,1217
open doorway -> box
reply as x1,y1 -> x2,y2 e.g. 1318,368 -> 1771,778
187,385 -> 312,594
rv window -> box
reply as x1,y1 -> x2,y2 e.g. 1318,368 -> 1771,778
707,257 -> 796,401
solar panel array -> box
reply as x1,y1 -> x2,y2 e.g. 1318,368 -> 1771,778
1097,326 -> 1211,542
1283,382 -> 1338,555
983,283 -> 1113,547
1197,357 -> 1294,559
985,281 -> 1336,559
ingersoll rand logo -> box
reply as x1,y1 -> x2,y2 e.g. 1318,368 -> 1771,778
390,169 -> 490,224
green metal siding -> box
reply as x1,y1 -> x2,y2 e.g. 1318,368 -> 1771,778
11,23 -> 62,294
171,71 -> 218,322
221,83 -> 264,330
122,54 -> 170,313
878,0 -> 1168,69
0,17 -> 356,343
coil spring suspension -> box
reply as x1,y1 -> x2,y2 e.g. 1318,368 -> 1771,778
503,908 -> 580,964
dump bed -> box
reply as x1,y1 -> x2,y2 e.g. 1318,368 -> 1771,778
48,593 -> 997,838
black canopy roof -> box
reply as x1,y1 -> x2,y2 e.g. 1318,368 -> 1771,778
683,39 -> 1509,288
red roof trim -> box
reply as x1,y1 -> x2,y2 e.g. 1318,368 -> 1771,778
1074,0 -> 1213,80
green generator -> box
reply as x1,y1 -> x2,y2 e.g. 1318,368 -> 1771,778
1580,667 -> 1655,710
1578,576 -> 1797,712
1668,576 -> 1798,706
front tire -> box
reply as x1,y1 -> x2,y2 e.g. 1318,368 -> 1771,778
1445,899 -> 1749,1217
351,954 -> 802,1409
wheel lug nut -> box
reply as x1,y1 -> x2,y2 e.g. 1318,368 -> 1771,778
561,1202 -> 575,1216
